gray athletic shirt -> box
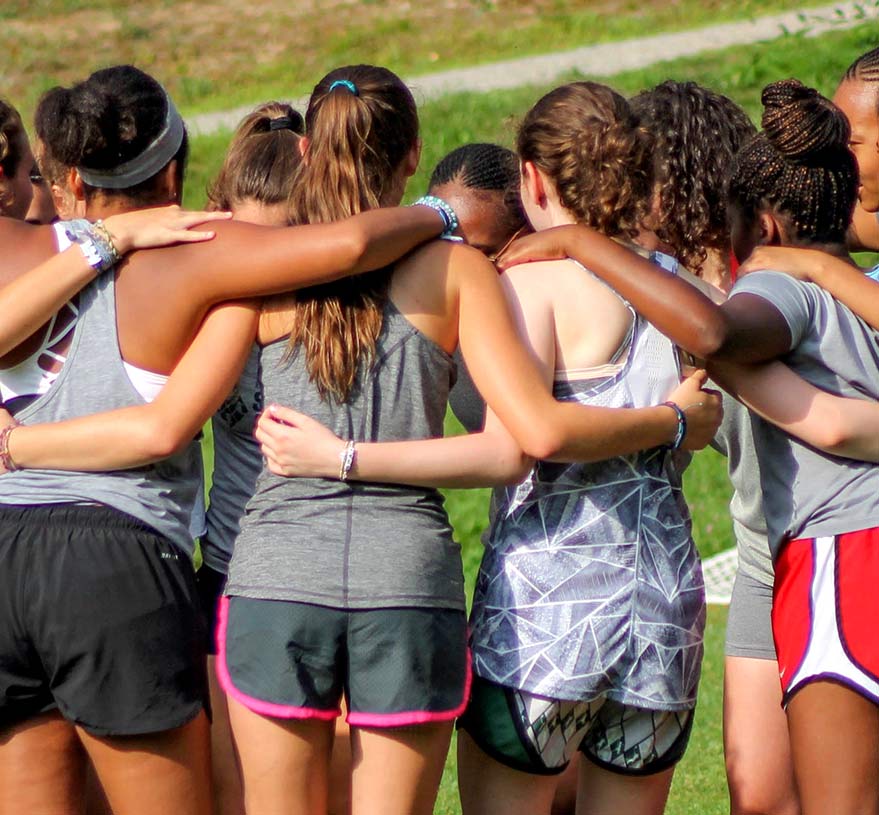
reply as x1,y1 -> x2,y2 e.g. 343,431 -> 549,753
226,300 -> 464,610
0,273 -> 202,556
731,270 -> 879,555
202,344 -> 263,572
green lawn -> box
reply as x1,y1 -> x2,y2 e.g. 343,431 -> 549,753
2,0 -> 824,120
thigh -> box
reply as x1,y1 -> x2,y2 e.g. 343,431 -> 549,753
78,712 -> 211,815
207,655 -> 245,815
576,760 -> 673,815
351,723 -> 453,815
0,711 -> 86,815
228,696 -> 334,815
725,569 -> 777,660
457,728 -> 558,815
787,682 -> 879,815
723,655 -> 798,815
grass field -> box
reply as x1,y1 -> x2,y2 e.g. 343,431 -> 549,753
2,0 -> 828,119
183,16 -> 879,815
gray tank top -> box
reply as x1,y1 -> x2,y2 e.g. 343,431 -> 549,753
226,299 -> 463,610
0,274 -> 202,557
470,261 -> 704,710
202,344 -> 263,572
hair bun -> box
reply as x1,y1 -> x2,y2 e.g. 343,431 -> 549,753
760,78 -> 850,166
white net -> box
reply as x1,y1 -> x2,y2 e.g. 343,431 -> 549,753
701,547 -> 738,605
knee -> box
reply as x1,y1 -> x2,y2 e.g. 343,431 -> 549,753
728,783 -> 800,815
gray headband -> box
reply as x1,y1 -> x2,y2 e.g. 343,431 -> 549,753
77,92 -> 185,190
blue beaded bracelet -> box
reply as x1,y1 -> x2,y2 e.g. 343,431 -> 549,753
662,401 -> 687,451
411,195 -> 459,239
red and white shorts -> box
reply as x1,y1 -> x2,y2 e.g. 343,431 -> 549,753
772,529 -> 879,706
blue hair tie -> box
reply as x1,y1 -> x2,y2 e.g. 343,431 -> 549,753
329,79 -> 358,96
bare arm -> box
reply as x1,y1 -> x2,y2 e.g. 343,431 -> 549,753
0,206 -> 231,356
497,224 -> 792,363
709,358 -> 879,462
2,301 -> 257,471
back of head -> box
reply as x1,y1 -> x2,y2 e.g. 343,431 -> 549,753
428,142 -> 527,250
287,65 -> 419,404
290,64 -> 418,226
631,80 -> 755,272
729,79 -> 857,246
517,81 -> 651,239
0,98 -> 26,181
35,64 -> 188,206
207,102 -> 304,211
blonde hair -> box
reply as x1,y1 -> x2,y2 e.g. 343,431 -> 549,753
285,65 -> 418,403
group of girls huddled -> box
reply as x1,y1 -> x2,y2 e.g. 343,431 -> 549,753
0,42 -> 878,815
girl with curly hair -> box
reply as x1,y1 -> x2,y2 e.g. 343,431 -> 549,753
500,77 -> 879,815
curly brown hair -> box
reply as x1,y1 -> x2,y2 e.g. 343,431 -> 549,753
631,81 -> 755,273
517,81 -> 651,240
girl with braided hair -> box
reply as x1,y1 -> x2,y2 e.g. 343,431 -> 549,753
499,77 -> 879,815
256,80 -> 721,815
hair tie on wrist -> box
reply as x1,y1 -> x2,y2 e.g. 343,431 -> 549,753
329,79 -> 358,96
661,401 -> 687,451
0,420 -> 22,472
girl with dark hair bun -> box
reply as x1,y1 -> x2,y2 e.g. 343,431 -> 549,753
0,61 -> 457,814
256,80 -> 724,815
499,77 -> 879,815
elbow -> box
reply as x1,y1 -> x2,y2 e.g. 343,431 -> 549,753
497,449 -> 535,485
688,320 -> 731,361
518,425 -> 565,462
138,416 -> 191,461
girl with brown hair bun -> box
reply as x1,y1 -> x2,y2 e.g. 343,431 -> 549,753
499,77 -> 879,815
255,79 -> 721,815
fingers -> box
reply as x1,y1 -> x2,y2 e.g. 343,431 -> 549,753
685,368 -> 708,386
266,403 -> 310,427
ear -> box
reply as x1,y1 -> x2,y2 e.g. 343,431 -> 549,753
521,160 -> 546,209
69,168 -> 87,202
404,139 -> 421,178
757,211 -> 784,246
162,159 -> 182,204
297,135 -> 310,160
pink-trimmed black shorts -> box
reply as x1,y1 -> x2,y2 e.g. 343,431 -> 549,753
218,596 -> 470,726
772,528 -> 879,706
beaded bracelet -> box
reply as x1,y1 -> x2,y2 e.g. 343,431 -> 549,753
63,218 -> 122,274
411,195 -> 459,239
0,420 -> 21,472
661,401 -> 687,451
338,440 -> 357,481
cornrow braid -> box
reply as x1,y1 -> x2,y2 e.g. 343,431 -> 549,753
428,143 -> 518,192
729,79 -> 858,245
517,81 -> 652,240
844,46 -> 879,85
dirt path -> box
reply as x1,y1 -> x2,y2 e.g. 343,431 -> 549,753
188,0 -> 879,136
